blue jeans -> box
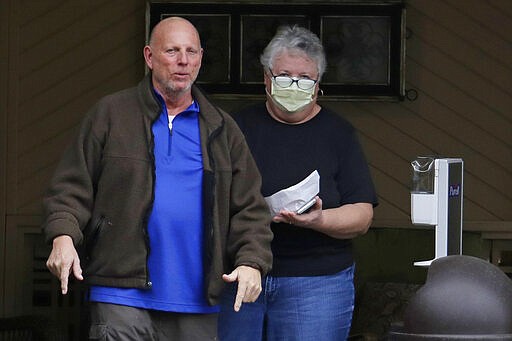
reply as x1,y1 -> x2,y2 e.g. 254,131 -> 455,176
218,264 -> 355,341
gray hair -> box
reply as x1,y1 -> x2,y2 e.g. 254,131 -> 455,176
260,25 -> 327,80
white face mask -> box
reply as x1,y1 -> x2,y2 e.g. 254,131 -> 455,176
270,78 -> 315,113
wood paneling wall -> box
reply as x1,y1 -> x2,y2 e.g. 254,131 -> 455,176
1,0 -> 511,232
347,0 -> 512,225
11,0 -> 147,215
1,0 -> 511,268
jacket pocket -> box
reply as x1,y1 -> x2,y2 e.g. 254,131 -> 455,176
84,215 -> 109,260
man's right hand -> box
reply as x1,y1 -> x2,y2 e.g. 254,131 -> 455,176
46,235 -> 84,294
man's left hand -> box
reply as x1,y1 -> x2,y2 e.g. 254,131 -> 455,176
222,265 -> 262,312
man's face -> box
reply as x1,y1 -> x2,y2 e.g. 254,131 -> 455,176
145,19 -> 203,96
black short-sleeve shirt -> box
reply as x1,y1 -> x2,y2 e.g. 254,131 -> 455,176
233,103 -> 378,276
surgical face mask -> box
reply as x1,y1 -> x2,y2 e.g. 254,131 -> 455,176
270,78 -> 315,113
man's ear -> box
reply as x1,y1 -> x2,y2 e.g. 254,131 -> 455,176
143,46 -> 153,70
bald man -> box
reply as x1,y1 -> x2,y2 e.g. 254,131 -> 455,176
43,17 -> 272,340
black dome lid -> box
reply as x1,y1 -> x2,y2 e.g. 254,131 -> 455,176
390,255 -> 512,340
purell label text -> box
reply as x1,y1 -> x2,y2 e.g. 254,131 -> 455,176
449,184 -> 461,197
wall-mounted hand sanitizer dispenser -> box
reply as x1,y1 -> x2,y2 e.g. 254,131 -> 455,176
411,157 -> 463,267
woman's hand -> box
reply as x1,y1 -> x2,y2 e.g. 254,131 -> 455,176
273,197 -> 373,239
273,196 -> 323,227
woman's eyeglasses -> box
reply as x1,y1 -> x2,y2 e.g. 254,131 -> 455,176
269,70 -> 318,90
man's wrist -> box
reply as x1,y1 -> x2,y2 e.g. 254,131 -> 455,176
53,235 -> 73,246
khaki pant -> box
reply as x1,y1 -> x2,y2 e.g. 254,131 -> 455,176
88,302 -> 218,340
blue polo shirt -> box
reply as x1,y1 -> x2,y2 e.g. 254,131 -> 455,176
89,94 -> 219,313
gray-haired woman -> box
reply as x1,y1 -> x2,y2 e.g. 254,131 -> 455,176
218,25 -> 378,340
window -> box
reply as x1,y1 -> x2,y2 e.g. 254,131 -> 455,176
148,2 -> 406,100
